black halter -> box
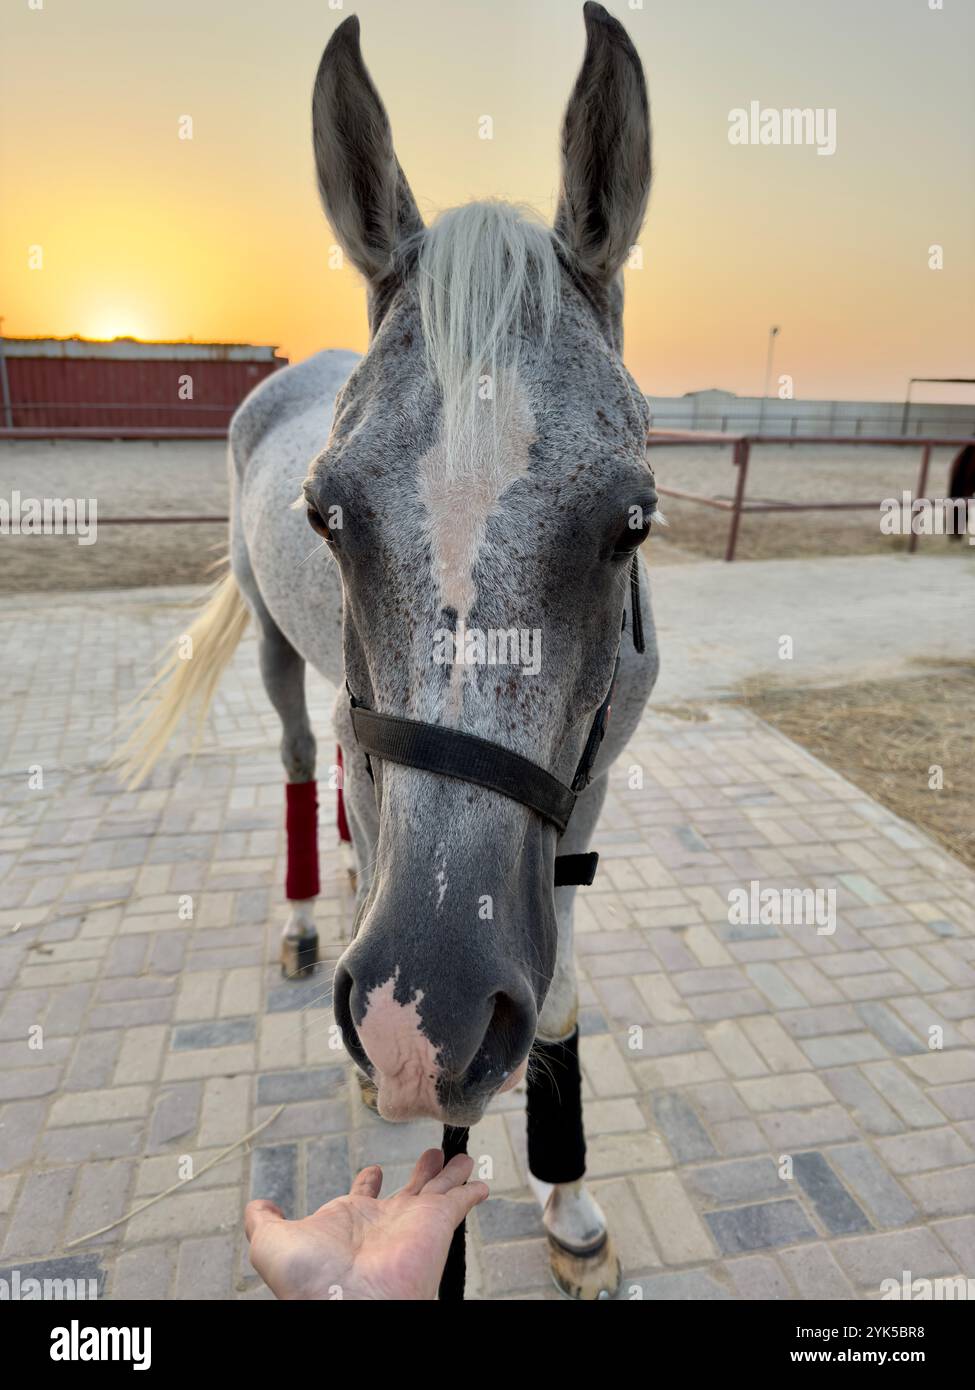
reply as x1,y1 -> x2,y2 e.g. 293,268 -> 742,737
348,555 -> 646,887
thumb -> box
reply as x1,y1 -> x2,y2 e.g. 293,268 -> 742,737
244,1199 -> 285,1242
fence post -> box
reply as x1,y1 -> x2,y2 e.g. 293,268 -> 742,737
908,443 -> 933,554
725,440 -> 750,562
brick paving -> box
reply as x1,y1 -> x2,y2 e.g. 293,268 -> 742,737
1,586 -> 973,1300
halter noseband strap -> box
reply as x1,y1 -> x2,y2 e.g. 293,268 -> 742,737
348,554 -> 644,888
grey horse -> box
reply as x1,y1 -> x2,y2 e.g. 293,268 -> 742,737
127,1 -> 659,1298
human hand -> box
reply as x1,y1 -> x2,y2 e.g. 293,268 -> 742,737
245,1148 -> 488,1300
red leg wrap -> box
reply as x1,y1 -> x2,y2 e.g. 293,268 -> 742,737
336,745 -> 352,845
285,780 -> 320,901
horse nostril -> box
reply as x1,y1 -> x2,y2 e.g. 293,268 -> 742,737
482,987 -> 536,1079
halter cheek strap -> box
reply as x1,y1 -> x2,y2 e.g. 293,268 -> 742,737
347,553 -> 643,887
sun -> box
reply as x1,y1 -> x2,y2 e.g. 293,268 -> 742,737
84,313 -> 148,343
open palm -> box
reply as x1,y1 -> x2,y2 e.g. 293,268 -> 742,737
246,1149 -> 488,1301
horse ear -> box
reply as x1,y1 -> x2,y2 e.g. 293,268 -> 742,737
555,3 -> 651,286
312,15 -> 423,283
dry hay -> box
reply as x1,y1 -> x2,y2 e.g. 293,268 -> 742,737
738,662 -> 975,871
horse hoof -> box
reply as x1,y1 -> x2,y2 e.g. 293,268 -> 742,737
355,1069 -> 380,1113
547,1232 -> 621,1301
281,932 -> 318,979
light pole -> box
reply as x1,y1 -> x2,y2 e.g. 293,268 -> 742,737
0,316 -> 12,430
758,324 -> 779,433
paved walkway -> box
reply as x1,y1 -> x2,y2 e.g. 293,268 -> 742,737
648,552 -> 974,703
1,583 -> 973,1300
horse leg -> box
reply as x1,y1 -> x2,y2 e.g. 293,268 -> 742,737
253,609 -> 320,979
528,773 -> 620,1299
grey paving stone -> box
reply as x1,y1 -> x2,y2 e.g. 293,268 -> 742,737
65,1158 -> 135,1247
0,1098 -> 48,1169
148,1083 -> 201,1150
63,1030 -> 122,1091
171,1018 -> 256,1051
42,984 -> 92,1039
306,1134 -> 352,1214
633,1022 -> 705,1056
147,933 -> 188,975
778,1242 -> 858,1299
875,1127 -> 974,1175
792,1150 -> 872,1236
256,1067 -> 345,1105
759,1105 -> 859,1148
825,1144 -> 917,1228
0,1064 -> 62,1101
745,964 -> 808,1010
823,1067 -> 904,1136
475,1198 -> 546,1243
651,1092 -> 717,1162
855,1001 -> 925,1056
1,1167 -> 76,1258
105,935 -> 149,978
250,1143 -> 298,1219
705,1200 -> 817,1255
88,999 -> 174,1030
684,1157 -> 785,1205
725,1254 -> 793,1299
833,1228 -> 958,1288
862,1061 -> 946,1128
931,1215 -> 975,1269
628,1269 -> 734,1300
577,1006 -> 608,1036
0,1253 -> 105,1299
98,977 -> 174,1002
265,978 -> 332,1012
112,1244 -> 175,1299
800,1033 -> 888,1067
175,1234 -> 235,1300
41,1121 -> 145,1163
781,1004 -> 863,1038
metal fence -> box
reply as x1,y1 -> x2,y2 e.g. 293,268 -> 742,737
647,430 -> 975,561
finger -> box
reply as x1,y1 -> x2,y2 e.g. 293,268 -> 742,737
440,1179 -> 490,1226
420,1152 -> 475,1196
349,1164 -> 383,1199
244,1199 -> 285,1242
398,1148 -> 445,1196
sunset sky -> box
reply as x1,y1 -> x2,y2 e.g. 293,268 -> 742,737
2,0 -> 973,404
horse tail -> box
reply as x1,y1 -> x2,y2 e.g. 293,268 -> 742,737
114,568 -> 250,788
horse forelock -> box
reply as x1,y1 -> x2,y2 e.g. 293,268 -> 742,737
415,200 -> 562,486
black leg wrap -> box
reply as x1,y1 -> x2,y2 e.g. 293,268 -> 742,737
526,1027 -> 587,1184
437,1125 -> 470,1301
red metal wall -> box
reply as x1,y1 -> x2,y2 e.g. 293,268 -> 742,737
6,357 -> 281,429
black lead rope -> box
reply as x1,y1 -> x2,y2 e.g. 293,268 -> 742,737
629,551 -> 645,655
438,1125 -> 470,1301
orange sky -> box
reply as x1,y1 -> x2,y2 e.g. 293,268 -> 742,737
2,0 -> 973,403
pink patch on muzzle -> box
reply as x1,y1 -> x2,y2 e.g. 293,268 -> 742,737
356,975 -> 443,1121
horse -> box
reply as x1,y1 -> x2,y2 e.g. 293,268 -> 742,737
123,1 -> 660,1299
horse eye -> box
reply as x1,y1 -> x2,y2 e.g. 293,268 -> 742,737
613,513 -> 652,556
307,507 -> 331,540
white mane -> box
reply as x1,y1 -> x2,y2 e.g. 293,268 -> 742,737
416,201 -> 562,481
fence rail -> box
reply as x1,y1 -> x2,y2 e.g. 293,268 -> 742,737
647,430 -> 975,560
